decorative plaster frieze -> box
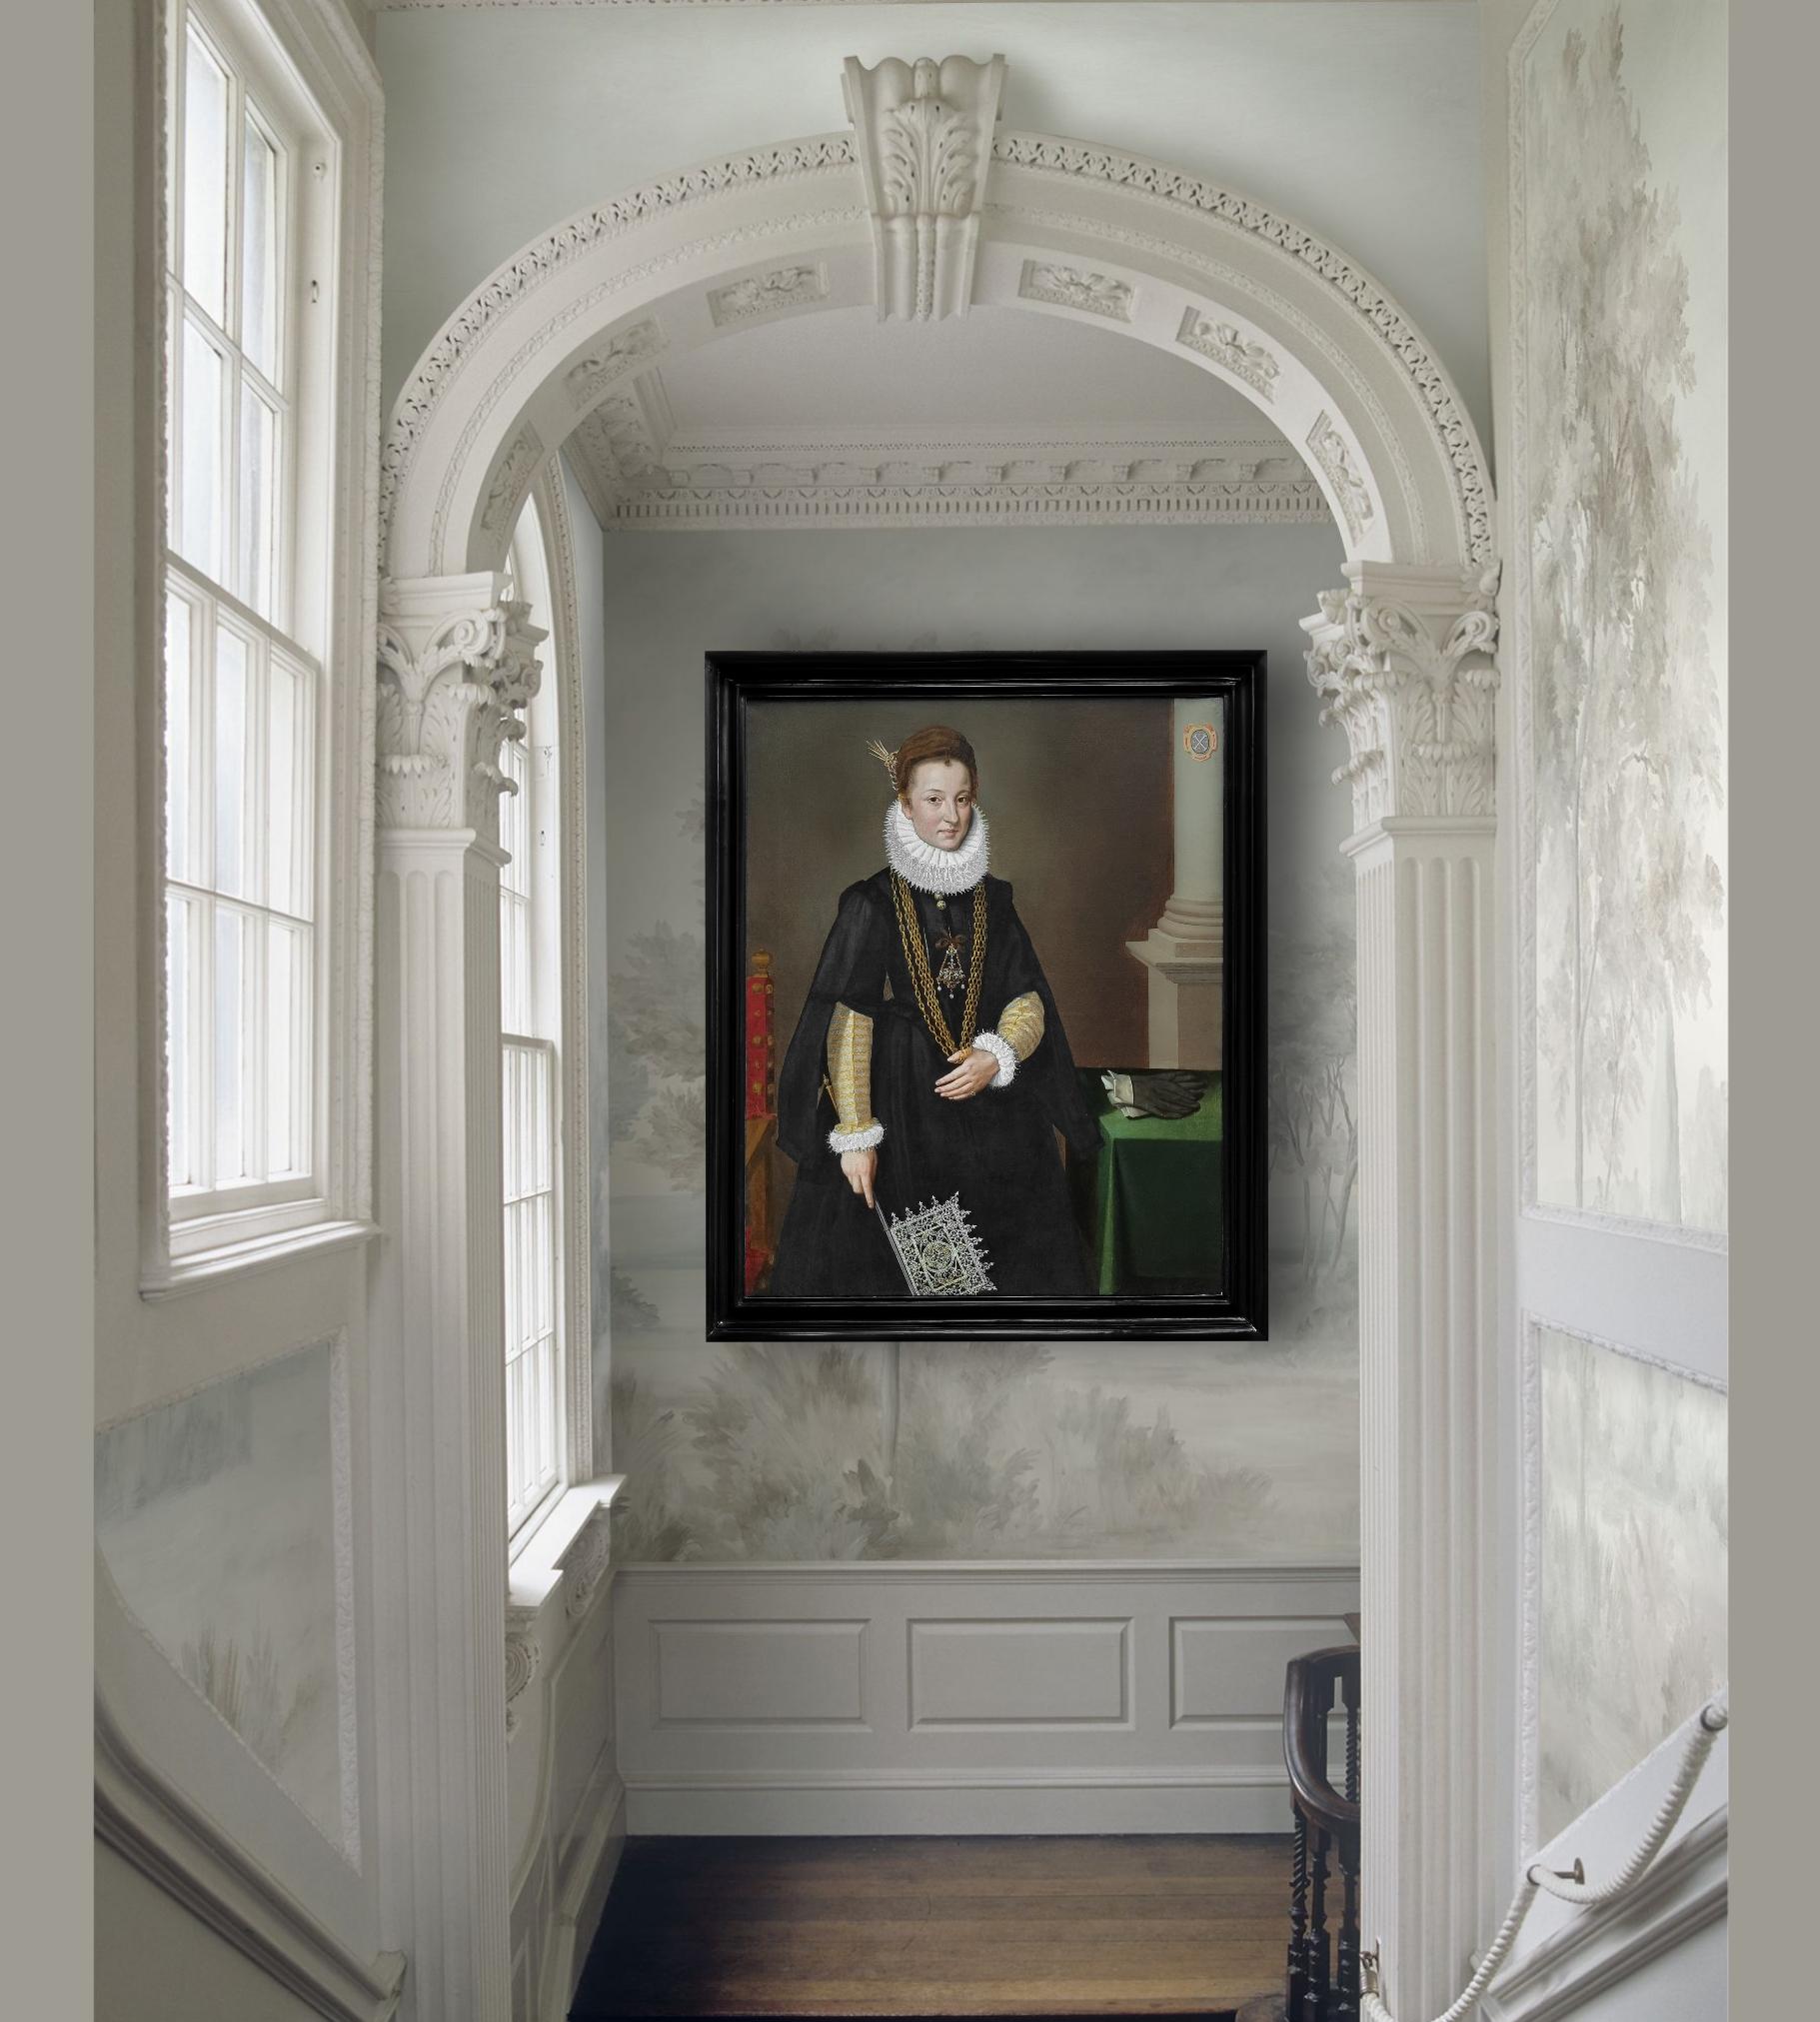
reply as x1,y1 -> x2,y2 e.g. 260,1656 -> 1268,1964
563,421 -> 1332,529
376,575 -> 546,838
562,318 -> 664,409
1305,410 -> 1374,544
989,131 -> 1493,564
1303,564 -> 1501,831
1017,259 -> 1134,321
382,127 -> 1491,571
504,1604 -> 543,1740
709,262 -> 830,326
1175,309 -> 1280,399
559,1504 -> 614,1623
607,479 -> 1328,529
573,395 -> 663,484
844,54 -> 1005,320
477,422 -> 544,544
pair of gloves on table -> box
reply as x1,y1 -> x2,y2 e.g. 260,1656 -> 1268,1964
1099,1069 -> 1210,1121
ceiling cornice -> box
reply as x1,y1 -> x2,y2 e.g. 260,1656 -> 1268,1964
564,410 -> 1333,533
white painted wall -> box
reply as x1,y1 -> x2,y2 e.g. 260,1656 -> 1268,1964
374,0 -> 1490,442
96,1844 -> 330,2022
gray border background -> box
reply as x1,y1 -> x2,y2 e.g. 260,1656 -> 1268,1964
8,4 -> 1803,2016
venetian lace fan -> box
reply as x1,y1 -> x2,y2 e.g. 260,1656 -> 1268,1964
876,1195 -> 995,1297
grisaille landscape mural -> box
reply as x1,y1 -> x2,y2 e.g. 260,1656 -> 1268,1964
96,1337 -> 355,1851
598,527 -> 1360,1563
1520,0 -> 1728,1233
1535,1327 -> 1727,1844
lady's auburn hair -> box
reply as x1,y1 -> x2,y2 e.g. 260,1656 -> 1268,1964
894,725 -> 978,799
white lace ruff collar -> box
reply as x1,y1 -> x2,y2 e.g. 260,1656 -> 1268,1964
884,800 -> 989,896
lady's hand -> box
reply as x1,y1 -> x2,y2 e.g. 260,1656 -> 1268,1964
935,1047 -> 999,1100
840,1147 -> 878,1209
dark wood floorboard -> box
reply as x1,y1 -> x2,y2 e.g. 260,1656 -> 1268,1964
570,1834 -> 1291,2018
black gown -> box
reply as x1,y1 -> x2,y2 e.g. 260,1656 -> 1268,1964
768,869 -> 1101,1298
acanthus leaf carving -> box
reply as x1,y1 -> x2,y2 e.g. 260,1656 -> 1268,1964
377,577 -> 547,839
1176,309 -> 1280,399
844,54 -> 1005,321
1305,410 -> 1376,544
1018,260 -> 1134,321
562,318 -> 664,411
477,422 -> 544,543
708,263 -> 829,328
558,1503 -> 613,1624
504,1603 -> 542,1740
1304,564 -> 1502,830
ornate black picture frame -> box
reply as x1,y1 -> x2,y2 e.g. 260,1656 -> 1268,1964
707,652 -> 1267,1340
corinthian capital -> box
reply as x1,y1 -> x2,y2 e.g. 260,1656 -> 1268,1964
843,53 -> 1005,321
1302,562 -> 1501,832
377,572 -> 546,839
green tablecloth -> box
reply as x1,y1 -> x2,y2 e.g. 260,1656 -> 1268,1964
1068,1071 -> 1225,1293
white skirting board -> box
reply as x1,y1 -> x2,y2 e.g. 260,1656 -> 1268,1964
613,1561 -> 1360,1836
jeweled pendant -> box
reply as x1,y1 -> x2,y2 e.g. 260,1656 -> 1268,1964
936,938 -> 965,993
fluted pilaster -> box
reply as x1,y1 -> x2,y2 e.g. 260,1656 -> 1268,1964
369,572 -> 544,2021
1304,560 -> 1502,2022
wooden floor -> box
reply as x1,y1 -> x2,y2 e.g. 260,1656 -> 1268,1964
569,1834 -> 1291,2018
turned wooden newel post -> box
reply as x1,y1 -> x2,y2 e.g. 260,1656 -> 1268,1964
1304,562 -> 1502,2022
369,571 -> 545,2022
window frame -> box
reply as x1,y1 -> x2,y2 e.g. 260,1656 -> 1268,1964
504,469 -> 597,1560
141,0 -> 382,1297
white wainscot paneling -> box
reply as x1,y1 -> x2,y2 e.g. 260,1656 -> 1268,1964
614,1563 -> 1359,1835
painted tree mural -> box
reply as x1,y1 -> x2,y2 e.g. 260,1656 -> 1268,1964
1527,3 -> 1726,1226
1268,863 -> 1358,1286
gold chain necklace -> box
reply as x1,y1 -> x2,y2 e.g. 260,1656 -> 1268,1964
891,872 -> 987,1055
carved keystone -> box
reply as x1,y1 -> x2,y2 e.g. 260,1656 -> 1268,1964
843,54 -> 1006,321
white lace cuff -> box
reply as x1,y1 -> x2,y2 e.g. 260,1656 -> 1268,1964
971,1030 -> 1017,1088
828,1119 -> 885,1152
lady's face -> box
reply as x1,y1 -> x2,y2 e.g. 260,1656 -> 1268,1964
902,759 -> 975,850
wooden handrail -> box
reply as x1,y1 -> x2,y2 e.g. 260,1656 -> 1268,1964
1280,1642 -> 1363,2022
1284,1645 -> 1360,1837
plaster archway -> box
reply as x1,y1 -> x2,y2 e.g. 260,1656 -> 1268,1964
380,129 -> 1493,582
371,124 -> 1506,2022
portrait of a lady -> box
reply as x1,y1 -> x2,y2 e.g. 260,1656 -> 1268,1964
768,726 -> 1102,1297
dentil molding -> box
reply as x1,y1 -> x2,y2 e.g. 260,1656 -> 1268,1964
844,54 -> 1005,321
376,573 -> 546,837
1303,562 -> 1500,830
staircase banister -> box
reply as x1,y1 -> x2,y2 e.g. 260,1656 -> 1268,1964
1284,1645 -> 1361,1837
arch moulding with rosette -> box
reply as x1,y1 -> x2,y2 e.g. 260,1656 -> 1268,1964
369,121 -> 1509,2022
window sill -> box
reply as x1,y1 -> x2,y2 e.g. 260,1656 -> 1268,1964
508,1475 -> 625,1615
141,1215 -> 378,1300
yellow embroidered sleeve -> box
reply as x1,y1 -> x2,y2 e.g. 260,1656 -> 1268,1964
826,1003 -> 883,1149
995,992 -> 1045,1062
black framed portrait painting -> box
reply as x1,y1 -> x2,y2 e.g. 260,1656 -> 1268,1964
707,652 -> 1266,1340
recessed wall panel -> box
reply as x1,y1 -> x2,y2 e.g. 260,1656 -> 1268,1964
909,1618 -> 1131,1729
653,1618 -> 868,1728
1170,1615 -> 1347,1727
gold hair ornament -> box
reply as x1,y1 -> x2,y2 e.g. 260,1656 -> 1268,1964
866,738 -> 899,795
